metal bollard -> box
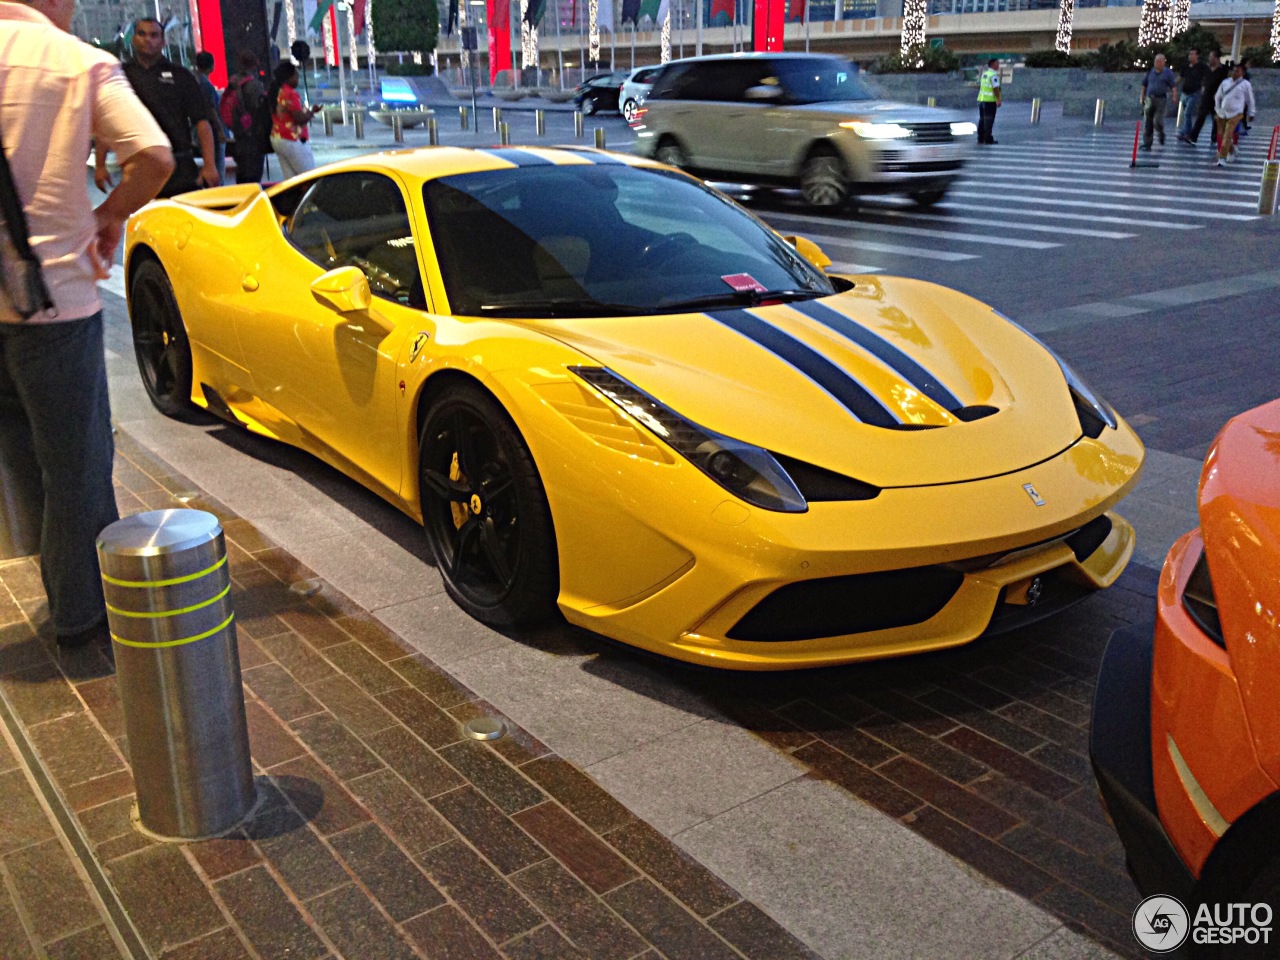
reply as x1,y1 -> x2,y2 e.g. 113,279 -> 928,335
500,121 -> 510,145
353,108 -> 365,139
1030,98 -> 1041,124
595,127 -> 606,150
926,96 -> 936,108
98,510 -> 254,840
323,108 -> 333,136
1259,160 -> 1279,216
1175,100 -> 1185,131
536,109 -> 546,137
1094,98 -> 1106,126
392,114 -> 404,143
460,105 -> 469,129
428,117 -> 439,145
492,106 -> 502,132
574,111 -> 584,138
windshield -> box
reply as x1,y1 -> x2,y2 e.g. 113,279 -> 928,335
776,59 -> 874,104
422,163 -> 833,318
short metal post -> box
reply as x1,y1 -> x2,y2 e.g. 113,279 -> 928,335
594,127 -> 606,149
1030,98 -> 1041,124
353,108 -> 365,139
926,96 -> 936,108
500,121 -> 510,145
98,510 -> 254,840
323,108 -> 334,136
460,105 -> 469,129
1094,98 -> 1106,126
535,109 -> 546,136
392,114 -> 404,143
1175,100 -> 1185,131
574,111 -> 584,138
1259,160 -> 1280,216
428,117 -> 439,145
492,106 -> 502,132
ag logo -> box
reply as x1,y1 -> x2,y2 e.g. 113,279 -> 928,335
1132,895 -> 1190,952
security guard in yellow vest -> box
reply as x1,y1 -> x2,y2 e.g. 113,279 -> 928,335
977,58 -> 1002,145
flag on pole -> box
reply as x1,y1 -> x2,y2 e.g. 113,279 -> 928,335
637,0 -> 662,21
620,0 -> 640,21
709,0 -> 733,21
786,0 -> 803,21
597,0 -> 613,31
447,0 -> 458,32
309,0 -> 333,33
523,0 -> 545,25
353,0 -> 366,34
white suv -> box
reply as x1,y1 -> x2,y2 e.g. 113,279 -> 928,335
620,65 -> 663,122
633,53 -> 977,209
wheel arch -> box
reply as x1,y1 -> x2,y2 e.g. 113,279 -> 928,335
125,243 -> 162,305
1193,788 -> 1280,903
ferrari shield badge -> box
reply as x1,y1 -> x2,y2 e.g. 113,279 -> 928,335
1023,483 -> 1046,506
409,332 -> 430,362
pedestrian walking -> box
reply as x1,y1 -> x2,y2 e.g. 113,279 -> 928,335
267,61 -> 321,179
193,50 -> 226,183
1187,50 -> 1227,145
0,0 -> 173,646
1175,48 -> 1206,143
1139,53 -> 1178,150
224,51 -> 268,184
1213,61 -> 1256,167
976,58 -> 1001,145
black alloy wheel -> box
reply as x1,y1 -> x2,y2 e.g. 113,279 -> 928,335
129,258 -> 194,418
418,384 -> 559,627
581,96 -> 598,116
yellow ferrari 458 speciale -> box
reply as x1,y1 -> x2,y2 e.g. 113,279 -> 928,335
124,145 -> 1143,670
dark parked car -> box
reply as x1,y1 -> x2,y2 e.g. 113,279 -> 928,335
574,71 -> 627,115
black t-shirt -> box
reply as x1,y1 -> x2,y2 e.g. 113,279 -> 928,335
1179,61 -> 1207,95
123,58 -> 208,156
1202,64 -> 1230,100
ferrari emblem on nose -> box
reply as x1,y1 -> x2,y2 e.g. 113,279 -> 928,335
1026,576 -> 1043,605
1023,483 -> 1046,506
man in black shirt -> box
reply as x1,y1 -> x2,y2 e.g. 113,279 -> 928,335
99,18 -> 219,196
1175,48 -> 1207,142
1188,49 -> 1227,145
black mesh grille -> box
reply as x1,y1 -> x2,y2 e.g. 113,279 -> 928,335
1066,514 -> 1113,562
728,567 -> 964,642
876,159 -> 965,174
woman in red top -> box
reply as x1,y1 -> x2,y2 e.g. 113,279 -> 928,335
268,61 -> 321,179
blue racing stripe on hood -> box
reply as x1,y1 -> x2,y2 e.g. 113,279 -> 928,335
558,149 -> 623,164
475,148 -> 554,166
708,309 -> 900,428
788,300 -> 962,411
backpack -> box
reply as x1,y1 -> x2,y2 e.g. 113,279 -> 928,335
219,78 -> 255,136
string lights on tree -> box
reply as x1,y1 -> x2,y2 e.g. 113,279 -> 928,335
1138,0 -> 1172,46
1170,0 -> 1189,37
521,0 -> 538,68
660,7 -> 670,61
283,0 -> 297,48
900,0 -> 926,67
589,0 -> 600,61
1271,0 -> 1279,63
1055,0 -> 1074,53
346,2 -> 358,71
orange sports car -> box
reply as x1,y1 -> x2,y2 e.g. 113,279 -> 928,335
1092,399 -> 1280,950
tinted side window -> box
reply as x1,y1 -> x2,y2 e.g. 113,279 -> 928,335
635,67 -> 660,84
649,63 -> 702,100
652,61 -> 770,102
289,172 -> 424,307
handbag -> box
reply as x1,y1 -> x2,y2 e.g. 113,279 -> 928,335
0,131 -> 57,322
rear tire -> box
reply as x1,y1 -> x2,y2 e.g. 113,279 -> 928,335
622,98 -> 639,122
800,147 -> 849,209
129,258 -> 194,419
911,188 -> 948,207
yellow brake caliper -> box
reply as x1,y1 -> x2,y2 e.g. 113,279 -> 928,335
449,451 -> 469,530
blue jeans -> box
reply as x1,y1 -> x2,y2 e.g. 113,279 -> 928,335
1178,91 -> 1201,138
0,315 -> 118,634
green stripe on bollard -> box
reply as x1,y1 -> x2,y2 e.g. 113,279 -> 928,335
101,554 -> 226,588
106,583 -> 231,619
112,612 -> 236,649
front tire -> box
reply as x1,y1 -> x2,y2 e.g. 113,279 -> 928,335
800,147 -> 850,209
129,258 -> 194,418
580,97 -> 597,116
418,383 -> 559,628
910,188 -> 948,207
654,137 -> 687,169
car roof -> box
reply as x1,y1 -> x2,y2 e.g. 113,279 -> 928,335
266,146 -> 663,189
663,52 -> 850,66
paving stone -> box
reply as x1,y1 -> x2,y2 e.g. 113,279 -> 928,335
416,840 -> 543,943
308,884 -> 419,960
76,676 -> 125,739
375,687 -> 462,748
95,829 -> 152,863
365,727 -> 463,801
256,630 -> 336,685
520,756 -> 634,835
401,904 -> 501,960
879,757 -> 1020,840
64,770 -> 133,811
5,839 -> 103,944
711,699 -> 815,755
234,634 -> 270,670
290,713 -> 384,780
275,608 -> 353,651
707,901 -> 823,960
0,883 -> 38,960
449,701 -> 551,767
241,664 -> 323,723
792,742 -> 922,818
503,924 -> 591,960
604,819 -> 739,919
215,866 -> 327,960
1028,741 -> 1094,783
345,769 -> 455,856
917,689 -> 1048,755
0,622 -> 47,676
321,642 -> 406,696
0,661 -> 82,726
78,795 -> 135,844
437,740 -> 545,815
775,701 -> 897,766
996,701 -> 1092,755
328,822 -> 444,921
332,614 -> 409,661
106,845 -> 225,953
512,801 -> 637,894
157,926 -> 253,960
942,728 -> 1075,800
186,831 -> 262,880
0,559 -> 45,603
387,654 -> 477,708
1001,825 -> 1138,912
267,755 -> 371,836
1034,884 -> 1142,960
0,768 -> 56,855
306,675 -> 398,739
429,786 -> 547,876
604,879 -> 742,960
25,712 -> 122,789
45,925 -> 123,960
244,700 -> 307,769
856,716 -> 989,785
244,803 -> 350,900
511,859 -> 646,960
906,806 -> 1056,903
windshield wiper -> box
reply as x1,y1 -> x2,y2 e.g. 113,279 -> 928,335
477,298 -> 639,318
657,289 -> 823,312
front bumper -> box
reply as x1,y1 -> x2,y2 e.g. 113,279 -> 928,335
1091,621 -> 1196,902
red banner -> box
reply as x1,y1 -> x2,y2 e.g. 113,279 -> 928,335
328,4 -> 340,66
786,0 -> 804,21
486,0 -> 512,84
752,0 -> 783,51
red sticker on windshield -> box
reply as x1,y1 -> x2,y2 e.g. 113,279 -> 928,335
721,273 -> 767,293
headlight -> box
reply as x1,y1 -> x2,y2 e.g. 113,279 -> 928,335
840,121 -> 911,140
950,121 -> 978,136
571,367 -> 807,513
992,310 -> 1117,434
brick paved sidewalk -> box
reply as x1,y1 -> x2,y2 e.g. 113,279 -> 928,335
0,429 -> 819,960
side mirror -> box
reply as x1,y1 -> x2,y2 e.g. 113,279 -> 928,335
784,235 -> 833,271
745,84 -> 784,101
310,266 -> 372,314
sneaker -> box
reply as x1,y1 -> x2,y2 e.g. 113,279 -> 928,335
1216,159 -> 1226,167
1139,144 -> 1152,151
987,139 -> 998,145
1176,133 -> 1189,142
56,619 -> 110,648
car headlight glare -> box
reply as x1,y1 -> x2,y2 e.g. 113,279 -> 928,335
950,121 -> 978,136
571,367 -> 807,513
841,121 -> 911,139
